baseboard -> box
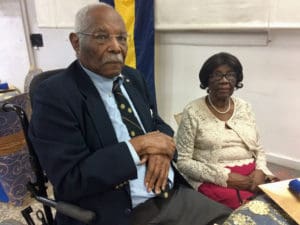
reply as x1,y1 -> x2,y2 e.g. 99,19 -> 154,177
266,153 -> 300,170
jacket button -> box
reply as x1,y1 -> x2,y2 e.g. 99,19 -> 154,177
124,208 -> 131,215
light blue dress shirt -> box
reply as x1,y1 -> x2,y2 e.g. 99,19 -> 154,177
81,66 -> 174,208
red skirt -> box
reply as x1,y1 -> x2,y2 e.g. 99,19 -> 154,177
198,162 -> 255,209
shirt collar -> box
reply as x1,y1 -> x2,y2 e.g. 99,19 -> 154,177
80,63 -> 124,93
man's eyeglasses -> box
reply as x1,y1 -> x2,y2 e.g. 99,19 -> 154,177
77,32 -> 129,45
209,72 -> 237,82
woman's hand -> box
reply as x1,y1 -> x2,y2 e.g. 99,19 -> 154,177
249,169 -> 266,192
227,172 -> 253,190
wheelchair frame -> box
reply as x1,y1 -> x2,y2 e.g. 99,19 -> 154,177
1,102 -> 95,225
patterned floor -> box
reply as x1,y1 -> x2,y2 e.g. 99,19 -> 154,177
0,163 -> 299,225
0,185 -> 54,225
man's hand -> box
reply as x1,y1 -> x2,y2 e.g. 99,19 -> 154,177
129,131 -> 174,193
249,170 -> 265,192
227,173 -> 253,190
130,131 -> 175,159
144,154 -> 171,193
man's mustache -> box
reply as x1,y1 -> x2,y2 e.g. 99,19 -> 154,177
102,54 -> 124,64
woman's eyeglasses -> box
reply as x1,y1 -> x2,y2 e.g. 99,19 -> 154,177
209,72 -> 237,82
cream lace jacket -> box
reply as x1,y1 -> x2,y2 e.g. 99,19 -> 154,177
176,96 -> 273,190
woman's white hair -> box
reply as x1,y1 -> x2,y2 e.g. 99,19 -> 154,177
74,2 -> 112,33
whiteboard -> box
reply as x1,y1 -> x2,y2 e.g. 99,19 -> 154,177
34,0 -> 300,30
270,0 -> 300,28
155,0 -> 300,30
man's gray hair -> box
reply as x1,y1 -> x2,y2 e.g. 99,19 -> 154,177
74,2 -> 112,33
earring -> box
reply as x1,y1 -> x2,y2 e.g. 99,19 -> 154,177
200,83 -> 206,89
236,82 -> 244,88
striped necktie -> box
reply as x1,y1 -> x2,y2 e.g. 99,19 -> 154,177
113,77 -> 171,199
112,77 -> 144,138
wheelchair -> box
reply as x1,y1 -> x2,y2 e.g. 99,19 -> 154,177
0,70 -> 95,225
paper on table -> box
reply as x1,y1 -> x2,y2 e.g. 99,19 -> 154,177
259,178 -> 300,224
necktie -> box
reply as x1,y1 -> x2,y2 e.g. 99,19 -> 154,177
112,77 -> 144,138
113,78 -> 170,199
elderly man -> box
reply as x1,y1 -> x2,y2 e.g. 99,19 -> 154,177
29,3 -> 231,225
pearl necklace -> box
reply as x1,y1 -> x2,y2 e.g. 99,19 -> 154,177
207,95 -> 231,114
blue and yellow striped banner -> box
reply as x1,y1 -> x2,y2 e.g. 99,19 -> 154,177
100,0 -> 155,98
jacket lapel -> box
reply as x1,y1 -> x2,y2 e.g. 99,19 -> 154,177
70,61 -> 153,144
71,62 -> 118,146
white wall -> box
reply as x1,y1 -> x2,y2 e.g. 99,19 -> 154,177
0,0 -> 29,91
1,0 -> 300,169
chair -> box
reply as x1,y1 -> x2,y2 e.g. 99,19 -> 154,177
0,85 -> 21,102
29,69 -> 65,103
174,112 -> 183,125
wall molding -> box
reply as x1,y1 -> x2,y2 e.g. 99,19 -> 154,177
267,153 -> 300,170
157,31 -> 269,46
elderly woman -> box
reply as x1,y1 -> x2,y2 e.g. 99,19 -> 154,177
176,52 -> 278,210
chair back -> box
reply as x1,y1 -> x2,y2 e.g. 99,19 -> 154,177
174,112 -> 183,125
29,69 -> 65,103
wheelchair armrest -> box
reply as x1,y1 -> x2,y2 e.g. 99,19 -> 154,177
35,196 -> 96,225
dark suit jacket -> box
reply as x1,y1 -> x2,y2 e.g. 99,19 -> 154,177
29,60 -> 187,225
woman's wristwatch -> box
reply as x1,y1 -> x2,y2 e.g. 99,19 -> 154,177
265,176 -> 280,183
